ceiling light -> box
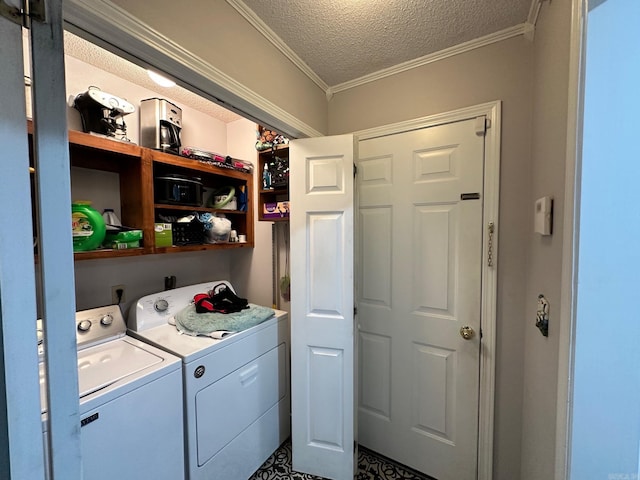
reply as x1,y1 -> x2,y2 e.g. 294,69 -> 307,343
147,70 -> 176,88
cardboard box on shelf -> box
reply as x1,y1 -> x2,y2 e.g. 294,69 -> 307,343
263,201 -> 289,219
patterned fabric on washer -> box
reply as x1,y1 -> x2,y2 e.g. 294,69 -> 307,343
174,303 -> 275,337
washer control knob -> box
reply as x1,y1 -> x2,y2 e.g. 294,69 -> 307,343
100,314 -> 113,326
77,320 -> 92,332
154,299 -> 169,312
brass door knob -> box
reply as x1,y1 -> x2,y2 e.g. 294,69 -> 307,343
460,326 -> 475,340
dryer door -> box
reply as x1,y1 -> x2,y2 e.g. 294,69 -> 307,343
196,343 -> 286,465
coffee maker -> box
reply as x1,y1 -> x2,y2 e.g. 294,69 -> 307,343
139,98 -> 182,154
73,86 -> 135,141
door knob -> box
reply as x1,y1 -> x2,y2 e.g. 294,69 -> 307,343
460,326 -> 475,340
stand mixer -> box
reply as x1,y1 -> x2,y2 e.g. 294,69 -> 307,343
73,86 -> 135,141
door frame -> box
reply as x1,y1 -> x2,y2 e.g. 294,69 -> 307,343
554,1 -> 587,479
353,100 -> 501,480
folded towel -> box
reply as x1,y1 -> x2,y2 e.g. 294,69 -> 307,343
174,303 -> 275,337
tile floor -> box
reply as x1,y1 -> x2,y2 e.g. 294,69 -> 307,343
249,440 -> 435,480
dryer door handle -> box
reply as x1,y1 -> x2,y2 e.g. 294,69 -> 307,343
239,364 -> 259,387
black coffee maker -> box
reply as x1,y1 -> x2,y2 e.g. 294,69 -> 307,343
73,86 -> 135,141
139,98 -> 182,154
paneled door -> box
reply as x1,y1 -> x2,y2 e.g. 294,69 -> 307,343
357,118 -> 485,480
290,135 -> 357,480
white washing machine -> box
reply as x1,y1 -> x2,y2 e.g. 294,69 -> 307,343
127,281 -> 290,480
39,305 -> 185,480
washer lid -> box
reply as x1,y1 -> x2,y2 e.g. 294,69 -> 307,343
76,339 -> 164,398
40,338 -> 164,413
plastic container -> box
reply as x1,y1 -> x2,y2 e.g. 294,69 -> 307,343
102,208 -> 122,230
72,202 -> 106,252
262,163 -> 271,189
103,230 -> 142,250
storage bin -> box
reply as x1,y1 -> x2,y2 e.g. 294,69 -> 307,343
172,219 -> 205,245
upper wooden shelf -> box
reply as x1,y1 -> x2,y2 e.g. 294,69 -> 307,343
29,119 -> 142,158
151,149 -> 252,181
68,130 -> 142,158
258,144 -> 289,154
154,203 -> 247,215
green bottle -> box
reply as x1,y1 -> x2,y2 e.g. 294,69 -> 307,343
71,201 -> 106,252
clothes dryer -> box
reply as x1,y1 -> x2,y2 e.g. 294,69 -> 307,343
128,281 -> 290,480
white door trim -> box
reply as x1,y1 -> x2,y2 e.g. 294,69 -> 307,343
0,15 -> 47,480
31,1 -> 84,477
353,100 -> 501,480
555,1 -> 587,479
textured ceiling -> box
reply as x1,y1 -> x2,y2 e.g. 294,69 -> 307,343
63,32 -> 243,124
63,0 -> 534,120
240,0 -> 532,86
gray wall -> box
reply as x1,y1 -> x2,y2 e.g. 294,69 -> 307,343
73,251 -> 230,313
328,36 -> 534,480
110,0 -> 329,135
521,2 -> 572,479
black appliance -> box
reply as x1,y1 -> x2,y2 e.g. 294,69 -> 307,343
73,86 -> 135,141
139,98 -> 182,154
154,173 -> 202,206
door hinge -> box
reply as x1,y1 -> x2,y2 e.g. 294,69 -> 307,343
353,164 -> 358,177
354,306 -> 358,316
475,116 -> 489,136
487,222 -> 495,267
28,0 -> 46,23
1,0 -> 46,25
1,0 -> 23,24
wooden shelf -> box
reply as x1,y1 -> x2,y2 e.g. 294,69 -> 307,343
257,144 -> 289,222
154,242 -> 253,254
28,122 -> 255,260
257,144 -> 289,153
73,247 -> 148,260
259,188 -> 288,195
68,130 -> 142,158
151,149 -> 252,181
154,203 -> 247,215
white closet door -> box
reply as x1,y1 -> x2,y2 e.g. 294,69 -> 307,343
357,118 -> 485,480
290,135 -> 356,480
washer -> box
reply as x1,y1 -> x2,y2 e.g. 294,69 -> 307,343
128,281 -> 290,480
39,305 -> 184,480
